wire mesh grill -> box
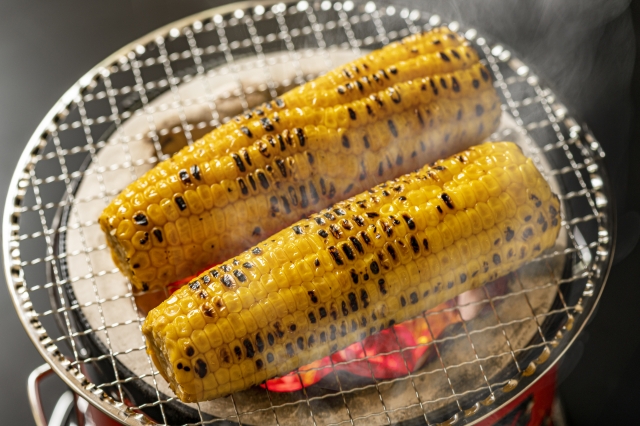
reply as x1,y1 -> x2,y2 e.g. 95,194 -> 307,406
3,1 -> 614,425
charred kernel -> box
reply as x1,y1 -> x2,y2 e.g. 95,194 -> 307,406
315,217 -> 326,226
221,274 -> 235,288
341,322 -> 348,336
429,78 -> 439,95
337,86 -> 346,94
297,336 -> 304,350
240,126 -> 253,138
221,265 -> 232,273
286,343 -> 295,357
386,245 -> 397,260
293,225 -> 303,235
451,77 -> 460,92
308,291 -> 318,304
267,332 -> 275,346
248,174 -> 257,190
139,232 -> 149,245
260,117 -> 274,132
275,98 -> 285,108
353,215 -> 365,227
493,253 -> 502,265
342,244 -> 356,261
252,247 -> 262,255
318,229 -> 329,238
523,228 -> 534,240
183,366 -> 191,372
389,88 -> 402,104
329,225 -> 342,239
273,323 -> 285,338
370,261 -> 380,274
460,273 -> 467,283
348,292 -> 359,312
378,279 -> 387,294
177,363 -> 183,369
195,359 -> 207,378
402,214 -> 416,230
524,215 -> 532,222
349,236 -> 364,254
319,331 -> 327,343
255,334 -> 265,353
342,135 -> 350,148
243,340 -> 255,358
233,270 -> 247,282
476,104 -> 484,116
267,353 -> 274,363
238,179 -> 249,195
319,307 -> 328,319
231,154 -> 246,172
152,229 -> 163,243
505,227 -> 515,242
314,258 -> 320,267
437,205 -> 443,214
400,296 -> 407,307
324,212 -> 336,221
211,270 -> 220,278
299,186 -> 309,208
480,67 -> 490,81
275,158 -> 287,177
439,52 -> 450,62
348,108 -> 357,120
388,120 -> 399,137
308,311 -> 317,324
451,49 -> 461,59
329,325 -> 337,340
441,193 -> 454,209
410,236 -> 420,253
174,195 -> 188,211
440,78 -> 448,89
289,324 -> 297,332
281,197 -> 292,214
189,281 -> 201,291
341,301 -> 349,316
186,346 -> 195,357
256,359 -> 264,370
349,269 -> 359,284
360,289 -> 369,307
410,292 -> 419,304
179,169 -> 192,185
447,281 -> 454,289
190,164 -> 201,181
329,183 -> 336,198
473,79 -> 480,89
329,246 -> 344,265
242,262 -> 254,269
133,213 -> 148,226
309,182 -> 320,204
389,319 -> 396,327
257,171 -> 269,189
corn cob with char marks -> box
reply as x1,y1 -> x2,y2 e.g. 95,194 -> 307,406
142,142 -> 561,402
100,27 -> 501,290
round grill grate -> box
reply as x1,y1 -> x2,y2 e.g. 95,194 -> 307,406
3,1 -> 614,425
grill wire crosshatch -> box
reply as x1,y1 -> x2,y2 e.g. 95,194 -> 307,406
3,1 -> 615,425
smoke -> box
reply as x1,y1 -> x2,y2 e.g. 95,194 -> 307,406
383,0 -> 635,209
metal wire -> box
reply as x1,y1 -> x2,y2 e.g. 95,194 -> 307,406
3,2 -> 614,426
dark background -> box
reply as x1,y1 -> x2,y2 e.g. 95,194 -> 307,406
0,1 -> 639,425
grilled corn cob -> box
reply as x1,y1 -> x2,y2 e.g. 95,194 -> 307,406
100,27 -> 502,290
142,142 -> 561,402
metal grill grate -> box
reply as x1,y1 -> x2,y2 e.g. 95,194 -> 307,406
3,1 -> 614,425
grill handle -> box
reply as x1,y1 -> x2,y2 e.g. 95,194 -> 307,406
28,364 -> 82,426
28,364 -> 54,426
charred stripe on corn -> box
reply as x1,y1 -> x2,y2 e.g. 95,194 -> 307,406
143,142 -> 561,402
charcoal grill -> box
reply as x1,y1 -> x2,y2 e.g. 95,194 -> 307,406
3,1 -> 614,425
